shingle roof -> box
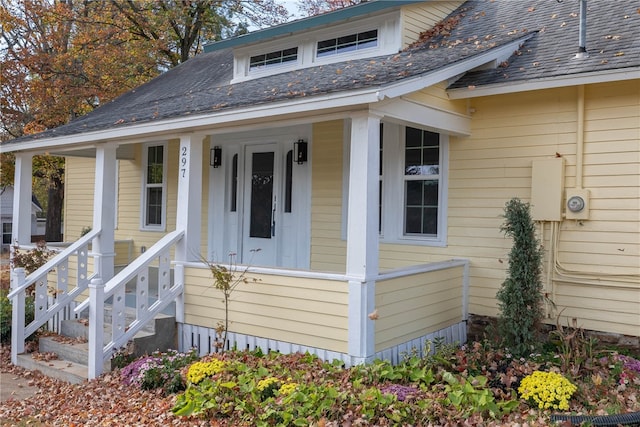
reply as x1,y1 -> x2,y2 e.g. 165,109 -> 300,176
3,0 -> 638,147
448,0 -> 640,89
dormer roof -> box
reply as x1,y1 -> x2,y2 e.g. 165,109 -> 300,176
203,0 -> 419,52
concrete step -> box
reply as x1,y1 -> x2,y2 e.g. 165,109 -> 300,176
16,309 -> 176,383
16,353 -> 89,384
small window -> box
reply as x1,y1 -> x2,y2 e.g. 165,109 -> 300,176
250,47 -> 298,70
404,127 -> 440,236
2,223 -> 12,244
317,29 -> 378,58
142,144 -> 166,230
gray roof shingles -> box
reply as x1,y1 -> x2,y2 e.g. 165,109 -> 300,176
5,0 -> 639,145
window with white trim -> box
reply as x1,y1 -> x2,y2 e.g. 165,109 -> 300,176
250,47 -> 298,70
2,222 -> 12,244
345,122 -> 447,245
141,143 -> 167,230
317,29 -> 378,58
403,127 -> 440,236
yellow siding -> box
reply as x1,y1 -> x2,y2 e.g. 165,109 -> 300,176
63,157 -> 95,240
310,120 -> 347,272
375,266 -> 465,351
115,141 -> 180,255
379,80 -> 639,337
401,1 -> 465,48
183,266 -> 349,353
403,82 -> 468,116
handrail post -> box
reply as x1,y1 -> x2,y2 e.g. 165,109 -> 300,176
10,268 -> 26,365
88,277 -> 105,379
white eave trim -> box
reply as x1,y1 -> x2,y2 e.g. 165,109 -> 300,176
0,88 -> 382,153
447,67 -> 640,99
376,35 -> 534,100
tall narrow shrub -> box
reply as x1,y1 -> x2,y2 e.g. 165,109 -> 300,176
496,198 -> 544,357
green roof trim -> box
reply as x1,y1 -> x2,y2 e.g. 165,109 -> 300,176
204,0 -> 421,52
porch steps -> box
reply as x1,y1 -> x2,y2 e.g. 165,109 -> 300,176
17,306 -> 176,384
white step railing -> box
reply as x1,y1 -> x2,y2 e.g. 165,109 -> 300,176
8,229 -> 101,365
74,229 -> 184,379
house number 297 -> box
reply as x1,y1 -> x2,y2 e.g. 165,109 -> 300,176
180,146 -> 188,177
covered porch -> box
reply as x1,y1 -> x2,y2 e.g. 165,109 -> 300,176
9,103 -> 471,378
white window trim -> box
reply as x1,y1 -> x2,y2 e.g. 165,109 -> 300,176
234,39 -> 304,82
314,27 -> 381,63
140,142 -> 167,231
342,122 -> 448,247
231,11 -> 401,83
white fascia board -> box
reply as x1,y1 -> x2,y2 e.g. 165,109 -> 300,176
372,98 -> 470,136
447,67 -> 640,99
376,35 -> 533,101
0,88 -> 382,154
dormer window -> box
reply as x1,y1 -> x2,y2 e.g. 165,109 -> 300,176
250,47 -> 298,70
317,29 -> 378,58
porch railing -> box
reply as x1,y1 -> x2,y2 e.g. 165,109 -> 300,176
74,229 -> 184,379
8,228 -> 102,365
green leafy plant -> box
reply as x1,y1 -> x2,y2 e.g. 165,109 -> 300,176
518,370 -> 577,410
0,289 -> 36,343
496,198 -> 544,357
441,371 -> 519,418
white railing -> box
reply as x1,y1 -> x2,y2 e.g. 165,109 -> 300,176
8,229 -> 101,365
74,229 -> 184,379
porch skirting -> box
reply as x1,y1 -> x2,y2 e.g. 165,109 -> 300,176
178,321 -> 467,366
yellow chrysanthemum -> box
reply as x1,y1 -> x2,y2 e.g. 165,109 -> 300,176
257,377 -> 280,391
518,371 -> 577,411
187,360 -> 227,384
278,382 -> 298,396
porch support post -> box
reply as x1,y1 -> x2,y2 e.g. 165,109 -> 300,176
88,277 -> 105,379
346,112 -> 380,365
93,144 -> 117,282
175,133 -> 204,262
11,152 -> 33,250
174,134 -> 203,328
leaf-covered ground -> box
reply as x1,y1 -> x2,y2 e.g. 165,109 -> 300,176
1,341 -> 639,426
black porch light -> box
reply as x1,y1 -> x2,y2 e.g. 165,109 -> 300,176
294,139 -> 307,164
210,147 -> 222,168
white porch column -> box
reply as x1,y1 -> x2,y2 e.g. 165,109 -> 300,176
11,153 -> 34,249
346,112 -> 380,365
92,144 -> 117,282
175,134 -> 204,262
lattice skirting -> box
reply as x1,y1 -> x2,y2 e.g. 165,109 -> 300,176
178,321 -> 467,366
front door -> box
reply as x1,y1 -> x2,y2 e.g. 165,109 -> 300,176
242,144 -> 279,266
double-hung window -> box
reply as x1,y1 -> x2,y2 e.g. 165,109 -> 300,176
2,223 -> 12,244
347,123 -> 446,245
403,127 -> 440,237
142,143 -> 167,230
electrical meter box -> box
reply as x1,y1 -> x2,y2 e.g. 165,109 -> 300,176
531,158 -> 565,221
565,188 -> 590,220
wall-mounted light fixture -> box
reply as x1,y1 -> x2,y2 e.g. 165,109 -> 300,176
210,147 -> 222,168
294,139 -> 307,164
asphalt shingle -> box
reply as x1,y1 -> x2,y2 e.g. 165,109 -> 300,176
4,0 -> 638,145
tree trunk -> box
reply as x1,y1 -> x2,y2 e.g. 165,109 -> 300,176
45,178 -> 64,242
